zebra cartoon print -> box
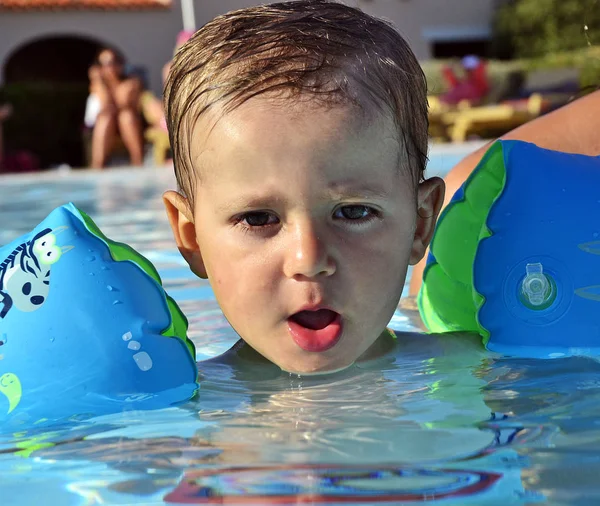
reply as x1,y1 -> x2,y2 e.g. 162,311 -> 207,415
0,227 -> 71,318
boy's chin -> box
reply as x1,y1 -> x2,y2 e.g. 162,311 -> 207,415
281,364 -> 355,376
275,355 -> 356,376
266,331 -> 395,375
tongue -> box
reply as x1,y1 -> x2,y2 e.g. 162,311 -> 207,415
291,309 -> 337,330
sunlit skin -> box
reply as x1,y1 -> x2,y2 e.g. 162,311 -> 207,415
164,97 -> 444,374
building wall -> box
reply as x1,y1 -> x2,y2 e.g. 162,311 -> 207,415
0,0 -> 495,93
0,8 -> 183,94
353,0 -> 495,59
192,0 -> 496,61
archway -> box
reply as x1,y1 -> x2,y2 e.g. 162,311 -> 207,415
1,36 -> 116,169
4,36 -> 103,84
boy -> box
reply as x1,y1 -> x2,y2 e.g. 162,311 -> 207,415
163,0 -> 445,374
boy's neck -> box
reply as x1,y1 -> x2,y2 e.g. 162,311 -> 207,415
356,328 -> 397,364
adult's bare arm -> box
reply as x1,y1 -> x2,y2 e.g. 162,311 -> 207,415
409,90 -> 600,296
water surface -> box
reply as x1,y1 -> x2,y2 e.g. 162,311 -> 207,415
0,149 -> 597,505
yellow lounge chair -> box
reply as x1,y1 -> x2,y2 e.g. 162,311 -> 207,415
443,93 -> 543,143
428,95 -> 472,140
145,126 -> 171,166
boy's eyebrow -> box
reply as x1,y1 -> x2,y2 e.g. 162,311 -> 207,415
325,180 -> 392,199
216,195 -> 285,212
217,182 -> 392,213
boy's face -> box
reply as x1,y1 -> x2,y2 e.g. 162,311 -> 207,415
165,97 -> 443,374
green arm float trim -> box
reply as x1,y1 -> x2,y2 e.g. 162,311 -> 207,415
76,207 -> 196,359
418,141 -> 507,343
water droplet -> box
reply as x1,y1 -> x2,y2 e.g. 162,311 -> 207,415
49,337 -> 55,343
0,355 -> 4,361
101,266 -> 109,271
128,340 -> 141,351
113,300 -> 122,305
107,285 -> 114,291
122,331 -> 132,341
89,272 -> 95,276
86,255 -> 96,262
0,334 -> 7,346
133,352 -> 153,371
594,233 -> 599,239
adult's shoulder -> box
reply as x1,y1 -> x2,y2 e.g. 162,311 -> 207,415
452,89 -> 600,183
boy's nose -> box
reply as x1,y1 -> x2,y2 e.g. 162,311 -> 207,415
283,219 -> 336,279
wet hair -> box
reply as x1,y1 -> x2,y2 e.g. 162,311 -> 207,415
164,0 -> 429,203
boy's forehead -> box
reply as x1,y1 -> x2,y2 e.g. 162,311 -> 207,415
189,96 -> 401,181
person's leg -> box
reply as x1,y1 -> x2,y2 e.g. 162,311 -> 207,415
114,78 -> 144,166
90,73 -> 118,169
91,107 -> 118,169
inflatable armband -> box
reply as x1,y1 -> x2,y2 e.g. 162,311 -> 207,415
0,203 -> 198,425
419,140 -> 600,357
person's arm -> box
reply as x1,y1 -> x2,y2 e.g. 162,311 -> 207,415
409,89 -> 600,296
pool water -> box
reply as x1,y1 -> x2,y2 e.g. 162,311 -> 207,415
1,145 -> 599,505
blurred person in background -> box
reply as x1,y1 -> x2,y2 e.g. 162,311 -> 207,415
440,55 -> 490,105
163,30 -> 195,85
142,30 -> 196,134
87,47 -> 144,169
139,30 -> 196,167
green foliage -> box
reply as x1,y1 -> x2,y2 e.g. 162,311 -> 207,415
494,0 -> 600,58
0,82 -> 88,169
520,46 -> 600,88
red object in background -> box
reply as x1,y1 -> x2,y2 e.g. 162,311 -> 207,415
471,62 -> 490,96
441,56 -> 490,105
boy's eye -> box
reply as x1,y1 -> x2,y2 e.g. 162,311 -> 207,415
334,205 -> 375,221
240,211 -> 279,227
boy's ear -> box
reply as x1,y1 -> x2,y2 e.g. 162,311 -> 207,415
409,177 -> 445,265
163,190 -> 208,279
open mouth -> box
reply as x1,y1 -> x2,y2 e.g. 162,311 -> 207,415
288,309 -> 342,352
